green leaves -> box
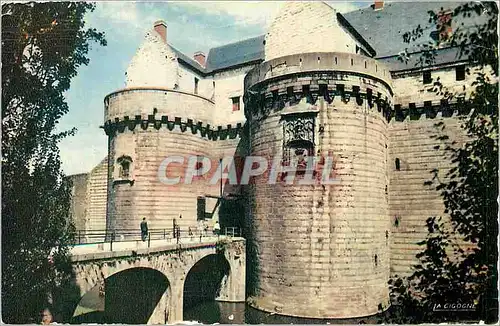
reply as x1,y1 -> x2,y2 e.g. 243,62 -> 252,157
388,2 -> 498,324
1,2 -> 106,323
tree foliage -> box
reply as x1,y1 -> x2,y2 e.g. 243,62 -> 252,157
1,2 -> 105,322
387,2 -> 498,323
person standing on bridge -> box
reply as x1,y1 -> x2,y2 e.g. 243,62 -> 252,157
140,217 -> 148,241
214,220 -> 221,237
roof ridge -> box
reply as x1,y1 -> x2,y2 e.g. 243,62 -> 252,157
208,34 -> 265,52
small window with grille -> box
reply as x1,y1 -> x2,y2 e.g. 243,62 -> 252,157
282,114 -> 315,168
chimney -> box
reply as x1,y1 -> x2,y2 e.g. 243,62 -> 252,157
193,51 -> 206,67
374,1 -> 384,10
154,20 -> 167,43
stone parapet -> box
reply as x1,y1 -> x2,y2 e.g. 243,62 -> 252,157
243,53 -> 394,124
244,52 -> 393,94
104,87 -> 215,126
103,115 -> 244,141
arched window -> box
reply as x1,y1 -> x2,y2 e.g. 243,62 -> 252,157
117,155 -> 133,179
120,161 -> 130,178
395,158 -> 401,171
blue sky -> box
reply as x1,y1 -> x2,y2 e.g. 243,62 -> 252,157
59,1 -> 368,175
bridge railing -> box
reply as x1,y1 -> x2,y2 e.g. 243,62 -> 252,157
71,226 -> 242,246
223,227 -> 241,237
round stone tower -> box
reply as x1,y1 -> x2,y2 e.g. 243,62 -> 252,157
103,24 -> 226,235
243,2 -> 394,319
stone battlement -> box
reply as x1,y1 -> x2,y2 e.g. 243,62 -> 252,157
103,114 -> 244,141
104,87 -> 215,126
244,52 -> 393,93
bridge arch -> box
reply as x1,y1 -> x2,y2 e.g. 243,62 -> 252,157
71,281 -> 105,323
70,239 -> 245,324
71,267 -> 170,324
183,253 -> 231,312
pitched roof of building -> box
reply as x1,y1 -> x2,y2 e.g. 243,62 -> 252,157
342,1 -> 482,58
202,11 -> 377,72
170,45 -> 207,75
205,35 -> 265,72
378,47 -> 466,72
174,2 -> 486,74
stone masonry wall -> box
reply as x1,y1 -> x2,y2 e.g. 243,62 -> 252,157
107,125 -> 220,232
392,65 -> 490,107
244,53 -> 393,318
69,173 -> 89,230
86,157 -> 108,231
213,66 -> 255,125
388,114 -> 468,276
178,64 -> 213,100
126,30 -> 180,89
264,2 -> 357,61
105,88 -> 215,126
126,27 -> 214,101
105,88 -> 226,234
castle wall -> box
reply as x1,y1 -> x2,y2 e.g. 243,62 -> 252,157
105,88 -> 224,234
69,173 -> 89,230
388,114 -> 467,276
387,64 -> 486,276
107,126 -> 219,232
126,31 -> 180,88
86,157 -> 108,231
392,64 -> 487,106
264,2 -> 357,61
213,66 -> 254,125
178,64 -> 213,100
105,88 -> 215,125
244,52 -> 393,318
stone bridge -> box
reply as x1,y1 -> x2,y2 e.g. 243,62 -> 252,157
68,237 -> 245,324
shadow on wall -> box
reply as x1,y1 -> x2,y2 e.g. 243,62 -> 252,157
70,282 -> 105,323
49,267 -> 83,324
217,123 -> 259,297
104,268 -> 169,324
183,254 -> 230,310
59,267 -> 169,324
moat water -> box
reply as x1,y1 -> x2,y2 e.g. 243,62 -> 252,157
72,300 -> 380,324
184,301 -> 380,324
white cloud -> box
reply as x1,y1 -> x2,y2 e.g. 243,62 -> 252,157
93,2 -> 139,25
172,1 -> 283,28
85,2 -> 155,37
326,2 -> 366,13
173,1 -> 364,29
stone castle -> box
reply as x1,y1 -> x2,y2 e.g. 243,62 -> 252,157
69,1 -> 485,319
